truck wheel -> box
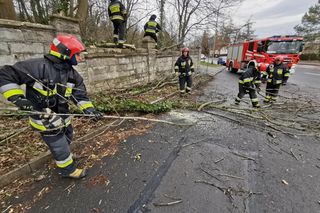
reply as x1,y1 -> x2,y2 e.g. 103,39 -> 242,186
248,64 -> 255,69
228,63 -> 238,73
232,67 -> 238,73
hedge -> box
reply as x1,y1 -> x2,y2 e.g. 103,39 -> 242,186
300,53 -> 320,61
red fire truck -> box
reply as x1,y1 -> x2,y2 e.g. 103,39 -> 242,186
226,35 -> 304,73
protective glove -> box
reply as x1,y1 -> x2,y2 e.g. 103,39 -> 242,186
175,72 -> 180,77
13,97 -> 34,111
40,108 -> 65,130
188,71 -> 192,76
84,108 -> 103,120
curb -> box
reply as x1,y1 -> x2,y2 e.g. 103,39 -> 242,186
0,121 -> 117,188
299,61 -> 320,66
199,64 -> 226,76
0,151 -> 51,188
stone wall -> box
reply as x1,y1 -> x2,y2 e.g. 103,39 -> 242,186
0,17 -> 200,99
82,48 -> 200,92
0,15 -> 79,66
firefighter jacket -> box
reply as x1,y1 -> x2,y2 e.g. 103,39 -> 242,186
108,0 -> 127,21
144,19 -> 162,34
266,63 -> 289,85
239,67 -> 261,89
174,56 -> 194,76
0,55 -> 94,132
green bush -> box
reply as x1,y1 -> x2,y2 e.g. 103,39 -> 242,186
300,53 -> 320,61
94,98 -> 173,114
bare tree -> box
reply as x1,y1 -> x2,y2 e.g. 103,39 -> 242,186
156,0 -> 166,47
0,0 -> 17,20
167,0 -> 241,46
210,0 -> 242,55
76,0 -> 88,20
201,30 -> 210,55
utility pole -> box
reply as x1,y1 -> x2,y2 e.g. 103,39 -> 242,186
212,12 -> 219,58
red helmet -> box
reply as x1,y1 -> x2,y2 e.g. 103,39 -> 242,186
258,63 -> 267,72
274,55 -> 284,63
50,34 -> 85,60
182,47 -> 190,53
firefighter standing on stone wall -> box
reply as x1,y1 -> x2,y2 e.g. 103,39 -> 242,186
235,63 -> 266,108
108,0 -> 127,48
0,34 -> 103,179
264,56 -> 290,103
144,15 -> 162,44
175,48 -> 195,95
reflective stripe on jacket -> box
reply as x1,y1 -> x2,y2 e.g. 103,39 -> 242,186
0,55 -> 94,128
145,21 -> 158,33
266,63 -> 289,85
238,67 -> 261,89
108,1 -> 127,21
174,56 -> 194,75
29,116 -> 72,132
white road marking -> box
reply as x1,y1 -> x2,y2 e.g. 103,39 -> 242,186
304,72 -> 320,76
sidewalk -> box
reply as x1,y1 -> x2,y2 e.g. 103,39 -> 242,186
299,60 -> 320,66
199,64 -> 226,76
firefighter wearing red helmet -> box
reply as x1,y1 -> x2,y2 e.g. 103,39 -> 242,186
174,47 -> 195,95
235,63 -> 265,108
0,34 -> 103,179
264,55 -> 290,103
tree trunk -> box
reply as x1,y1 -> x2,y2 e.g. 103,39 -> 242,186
158,0 -> 165,47
69,0 -> 75,17
76,0 -> 88,20
0,0 -> 17,20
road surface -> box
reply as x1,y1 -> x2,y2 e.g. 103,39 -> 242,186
4,64 -> 320,213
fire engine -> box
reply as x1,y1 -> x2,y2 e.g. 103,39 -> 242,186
226,35 -> 304,73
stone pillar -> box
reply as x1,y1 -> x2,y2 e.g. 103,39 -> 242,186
50,14 -> 81,38
142,36 -> 156,49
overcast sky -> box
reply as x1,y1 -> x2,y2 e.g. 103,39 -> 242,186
232,0 -> 319,38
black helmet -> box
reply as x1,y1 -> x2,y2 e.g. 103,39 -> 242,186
150,14 -> 157,20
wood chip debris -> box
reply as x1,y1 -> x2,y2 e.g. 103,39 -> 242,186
134,153 -> 142,161
153,200 -> 183,207
214,157 -> 224,164
281,179 -> 289,185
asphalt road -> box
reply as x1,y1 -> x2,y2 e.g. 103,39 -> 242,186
5,64 -> 320,213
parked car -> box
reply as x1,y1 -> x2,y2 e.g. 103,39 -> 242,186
200,54 -> 207,61
217,56 -> 227,66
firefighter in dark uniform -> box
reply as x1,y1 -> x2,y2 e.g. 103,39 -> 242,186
264,56 -> 289,103
144,14 -> 162,43
235,63 -> 267,108
108,0 -> 127,48
175,47 -> 195,95
0,35 -> 103,179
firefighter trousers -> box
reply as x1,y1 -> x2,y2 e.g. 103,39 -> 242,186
265,83 -> 280,102
144,32 -> 158,43
179,75 -> 192,93
235,84 -> 260,107
40,125 -> 76,175
112,19 -> 125,45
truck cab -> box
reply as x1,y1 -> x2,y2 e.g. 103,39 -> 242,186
226,35 -> 304,73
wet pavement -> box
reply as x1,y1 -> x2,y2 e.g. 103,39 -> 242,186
5,64 -> 320,213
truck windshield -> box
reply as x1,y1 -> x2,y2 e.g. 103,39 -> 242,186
266,40 -> 303,54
